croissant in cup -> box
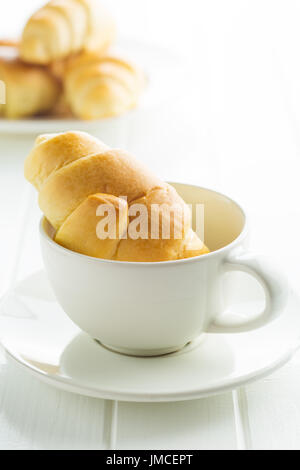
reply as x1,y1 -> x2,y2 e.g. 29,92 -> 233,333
20,0 -> 116,65
0,42 -> 61,118
63,53 -> 145,119
24,131 -> 209,261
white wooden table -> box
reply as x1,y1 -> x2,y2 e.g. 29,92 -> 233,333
0,0 -> 300,450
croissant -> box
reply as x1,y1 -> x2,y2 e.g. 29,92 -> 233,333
25,131 -> 209,262
20,0 -> 116,65
63,52 -> 145,119
0,42 -> 61,118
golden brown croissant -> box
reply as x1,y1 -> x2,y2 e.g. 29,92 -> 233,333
20,0 -> 116,65
24,131 -> 209,261
0,42 -> 61,118
63,52 -> 145,119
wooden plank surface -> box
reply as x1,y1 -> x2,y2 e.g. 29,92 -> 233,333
245,353 -> 300,450
117,398 -> 236,450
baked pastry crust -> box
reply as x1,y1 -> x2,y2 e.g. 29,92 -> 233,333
20,0 -> 116,64
0,42 -> 61,118
63,52 -> 145,119
25,131 -> 209,261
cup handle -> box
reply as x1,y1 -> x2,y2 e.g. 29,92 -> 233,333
207,251 -> 289,333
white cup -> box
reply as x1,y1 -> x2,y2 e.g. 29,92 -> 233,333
40,183 -> 288,357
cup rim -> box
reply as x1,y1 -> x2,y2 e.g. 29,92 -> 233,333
39,182 -> 248,266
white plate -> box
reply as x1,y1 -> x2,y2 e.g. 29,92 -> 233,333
0,270 -> 299,402
0,39 -> 187,135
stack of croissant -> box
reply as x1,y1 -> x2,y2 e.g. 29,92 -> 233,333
0,0 -> 144,119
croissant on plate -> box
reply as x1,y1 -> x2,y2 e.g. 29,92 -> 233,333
20,0 -> 116,65
24,131 -> 209,261
63,52 -> 145,119
0,42 -> 61,118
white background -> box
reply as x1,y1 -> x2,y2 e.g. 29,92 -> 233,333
0,0 -> 300,449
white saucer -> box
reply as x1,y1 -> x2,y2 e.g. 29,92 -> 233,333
0,270 -> 299,402
0,39 -> 187,135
